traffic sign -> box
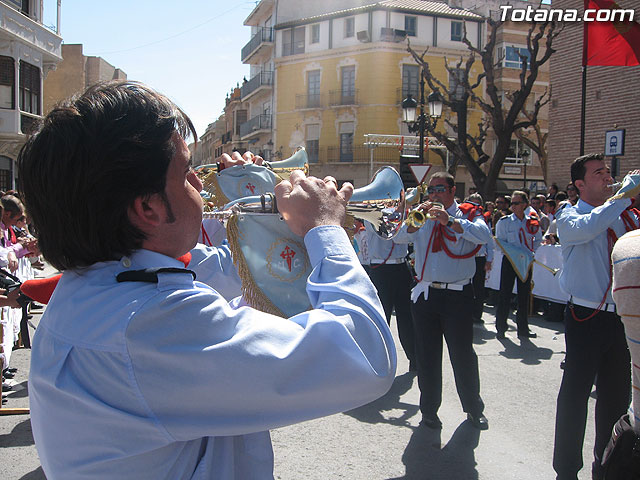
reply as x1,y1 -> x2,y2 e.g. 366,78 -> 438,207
409,164 -> 432,184
605,129 -> 625,157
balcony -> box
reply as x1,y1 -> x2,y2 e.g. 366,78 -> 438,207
241,27 -> 274,64
324,145 -> 400,164
221,131 -> 232,144
295,93 -> 323,110
241,71 -> 273,101
329,89 -> 358,106
0,2 -> 62,63
239,114 -> 272,139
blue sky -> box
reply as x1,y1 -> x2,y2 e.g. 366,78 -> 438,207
46,1 -> 254,137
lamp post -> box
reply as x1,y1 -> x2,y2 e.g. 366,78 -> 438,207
521,149 -> 530,189
402,74 -> 443,164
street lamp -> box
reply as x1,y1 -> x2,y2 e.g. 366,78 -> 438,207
402,74 -> 443,164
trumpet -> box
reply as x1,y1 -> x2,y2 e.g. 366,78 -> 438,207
405,202 -> 444,228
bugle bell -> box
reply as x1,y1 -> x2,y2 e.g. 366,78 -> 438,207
348,166 -> 406,240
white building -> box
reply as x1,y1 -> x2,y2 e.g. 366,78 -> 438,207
0,0 -> 61,190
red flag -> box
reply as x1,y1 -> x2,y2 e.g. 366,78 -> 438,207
583,0 -> 640,66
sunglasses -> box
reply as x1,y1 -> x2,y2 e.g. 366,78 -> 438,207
511,201 -> 525,206
427,185 -> 450,194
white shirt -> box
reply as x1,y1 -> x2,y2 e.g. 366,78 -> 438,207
29,226 -> 396,480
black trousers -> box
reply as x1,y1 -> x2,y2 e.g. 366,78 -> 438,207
368,262 -> 415,365
472,256 -> 487,321
495,256 -> 531,335
553,305 -> 630,479
410,284 -> 484,417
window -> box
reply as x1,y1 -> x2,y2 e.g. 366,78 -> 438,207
341,65 -> 355,104
503,46 -> 531,69
449,68 -> 466,101
402,65 -> 419,99
0,56 -> 14,109
283,26 -> 305,56
345,17 -> 355,38
21,0 -> 29,16
339,122 -> 354,162
0,156 -> 11,191
307,70 -> 320,108
405,16 -> 417,37
234,109 -> 247,135
19,61 -> 39,115
451,21 -> 463,41
311,24 -> 320,44
506,138 -> 532,164
306,124 -> 320,163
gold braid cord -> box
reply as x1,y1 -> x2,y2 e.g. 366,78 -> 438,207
201,171 -> 231,209
226,215 -> 286,318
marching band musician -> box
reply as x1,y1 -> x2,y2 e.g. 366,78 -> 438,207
552,154 -> 640,480
494,190 -> 542,339
394,171 -> 492,431
18,81 -> 396,480
365,221 -> 416,371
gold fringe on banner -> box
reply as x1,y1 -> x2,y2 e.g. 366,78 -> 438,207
226,215 -> 286,318
202,171 -> 231,209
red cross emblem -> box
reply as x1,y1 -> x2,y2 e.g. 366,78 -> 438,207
280,245 -> 296,272
245,182 -> 256,194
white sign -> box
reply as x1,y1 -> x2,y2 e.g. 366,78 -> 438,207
409,164 -> 433,184
605,129 -> 625,157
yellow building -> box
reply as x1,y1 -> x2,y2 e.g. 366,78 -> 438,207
272,1 -> 484,188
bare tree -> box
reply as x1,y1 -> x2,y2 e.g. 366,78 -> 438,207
408,16 -> 561,199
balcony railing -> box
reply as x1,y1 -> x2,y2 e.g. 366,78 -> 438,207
241,27 -> 274,62
295,93 -> 323,109
324,145 -> 400,164
329,89 -> 358,106
239,114 -> 272,138
241,71 -> 273,99
221,131 -> 232,144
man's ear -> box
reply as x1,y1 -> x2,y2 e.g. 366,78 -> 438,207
128,194 -> 164,229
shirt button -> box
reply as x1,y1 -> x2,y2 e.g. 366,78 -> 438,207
122,257 -> 132,268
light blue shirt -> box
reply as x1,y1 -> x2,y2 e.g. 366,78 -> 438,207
556,198 -> 635,303
188,243 -> 242,300
495,213 -> 543,253
365,222 -> 408,263
394,201 -> 492,284
29,225 -> 396,480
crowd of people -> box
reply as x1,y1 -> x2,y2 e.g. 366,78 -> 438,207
0,193 -> 43,405
9,80 -> 640,480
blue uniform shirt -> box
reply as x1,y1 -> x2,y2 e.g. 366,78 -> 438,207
29,225 -> 396,480
556,198 -> 637,304
365,222 -> 408,264
495,212 -> 543,253
394,202 -> 491,300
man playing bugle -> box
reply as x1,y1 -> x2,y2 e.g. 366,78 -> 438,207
18,81 -> 396,480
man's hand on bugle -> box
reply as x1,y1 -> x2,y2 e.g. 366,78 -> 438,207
275,171 -> 353,237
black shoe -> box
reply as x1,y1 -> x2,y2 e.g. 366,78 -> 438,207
2,383 -> 12,391
2,370 -> 15,379
467,413 -> 489,430
420,414 -> 442,430
518,331 -> 537,339
6,367 -> 17,373
30,303 -> 44,310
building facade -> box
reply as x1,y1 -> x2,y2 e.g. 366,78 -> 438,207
0,0 -> 62,191
548,0 -> 640,187
272,1 -> 484,188
43,43 -> 127,114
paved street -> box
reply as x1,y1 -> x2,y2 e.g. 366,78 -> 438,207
1,286 -> 597,480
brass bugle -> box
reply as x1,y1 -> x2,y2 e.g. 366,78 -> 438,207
405,202 -> 444,228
